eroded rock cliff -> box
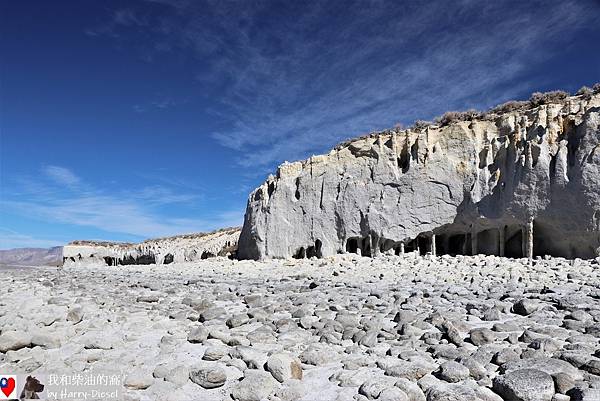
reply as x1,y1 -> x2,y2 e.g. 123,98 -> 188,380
63,228 -> 240,267
238,92 -> 600,260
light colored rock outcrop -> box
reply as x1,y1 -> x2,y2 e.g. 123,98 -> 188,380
238,93 -> 600,260
63,228 -> 240,267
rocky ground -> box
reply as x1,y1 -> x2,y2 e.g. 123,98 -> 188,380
1,254 -> 600,401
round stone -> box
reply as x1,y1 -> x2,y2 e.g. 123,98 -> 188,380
190,366 -> 227,389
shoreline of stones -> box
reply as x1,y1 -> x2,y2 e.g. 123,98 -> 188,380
1,254 -> 599,400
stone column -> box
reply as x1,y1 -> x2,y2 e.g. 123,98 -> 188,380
400,242 -> 405,255
431,234 -> 436,256
371,234 -> 380,257
524,218 -> 534,264
498,227 -> 505,257
471,228 -> 478,256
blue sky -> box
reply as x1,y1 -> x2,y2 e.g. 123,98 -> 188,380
1,0 -> 600,249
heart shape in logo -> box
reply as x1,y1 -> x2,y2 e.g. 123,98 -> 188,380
1,377 -> 15,397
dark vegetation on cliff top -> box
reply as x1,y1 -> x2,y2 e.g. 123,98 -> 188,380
335,84 -> 600,150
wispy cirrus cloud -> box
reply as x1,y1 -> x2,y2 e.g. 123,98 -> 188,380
133,96 -> 187,113
2,166 -> 242,241
0,228 -> 64,250
90,0 -> 600,170
44,165 -> 81,187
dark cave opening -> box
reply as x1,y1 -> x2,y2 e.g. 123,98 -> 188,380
163,253 -> 174,264
346,238 -> 359,254
306,239 -> 323,258
533,220 -> 571,258
340,218 -> 589,260
477,229 -> 499,256
201,251 -> 215,259
294,178 -> 301,200
380,238 -> 395,254
136,255 -> 156,265
120,255 -> 135,265
504,227 -> 523,258
315,239 -> 322,258
405,238 -> 418,253
293,247 -> 306,259
447,234 -> 467,256
268,182 -> 275,197
345,236 -> 372,256
361,237 -> 372,257
417,235 -> 429,256
398,146 -> 410,173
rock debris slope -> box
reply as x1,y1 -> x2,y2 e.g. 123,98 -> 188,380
62,228 -> 240,267
239,91 -> 600,260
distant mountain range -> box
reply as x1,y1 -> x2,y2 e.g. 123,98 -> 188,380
0,246 -> 63,266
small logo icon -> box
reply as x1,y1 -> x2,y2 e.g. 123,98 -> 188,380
19,375 -> 45,399
0,375 -> 17,399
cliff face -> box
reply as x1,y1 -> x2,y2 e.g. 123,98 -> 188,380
63,228 -> 240,267
238,93 -> 600,260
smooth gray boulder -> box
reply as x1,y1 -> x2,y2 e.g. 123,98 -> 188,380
437,361 -> 470,383
0,331 -> 32,352
394,378 -> 426,401
124,370 -> 154,390
266,353 -> 303,382
501,357 -> 584,381
231,369 -> 279,401
187,325 -> 209,343
425,384 -> 486,401
189,366 -> 227,389
492,369 -> 554,401
379,387 -> 410,401
469,328 -> 495,346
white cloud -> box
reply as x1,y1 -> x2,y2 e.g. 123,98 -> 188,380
3,166 -> 243,240
104,0 -> 599,171
0,228 -> 63,250
44,165 -> 81,186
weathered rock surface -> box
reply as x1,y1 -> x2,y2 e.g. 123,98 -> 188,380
266,352 -> 303,382
492,369 -> 554,401
189,366 -> 227,389
0,331 -> 32,352
238,92 -> 600,260
231,369 -> 279,401
63,227 -> 240,266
